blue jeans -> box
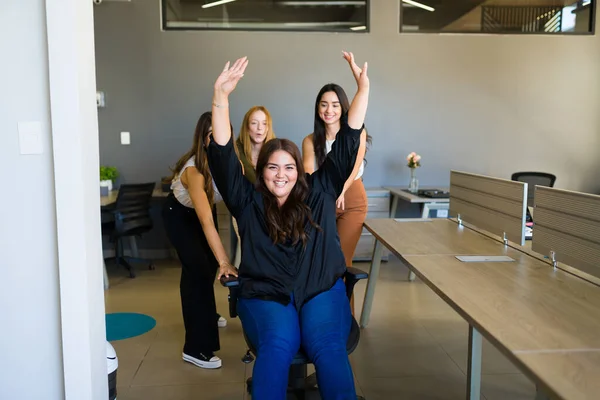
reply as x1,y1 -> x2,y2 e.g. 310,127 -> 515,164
237,278 -> 355,400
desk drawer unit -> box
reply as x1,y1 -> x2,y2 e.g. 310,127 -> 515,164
353,189 -> 391,262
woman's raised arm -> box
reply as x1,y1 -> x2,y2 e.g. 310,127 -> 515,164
343,51 -> 369,131
212,57 -> 248,145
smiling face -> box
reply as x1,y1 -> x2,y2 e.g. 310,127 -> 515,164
248,110 -> 268,145
318,91 -> 342,127
262,150 -> 298,205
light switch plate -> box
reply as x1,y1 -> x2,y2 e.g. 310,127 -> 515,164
18,121 -> 43,155
120,131 -> 130,145
437,209 -> 449,218
96,91 -> 105,108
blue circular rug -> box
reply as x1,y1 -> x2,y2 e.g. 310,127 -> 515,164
105,313 -> 156,341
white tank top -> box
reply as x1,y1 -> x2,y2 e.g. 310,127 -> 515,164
324,138 -> 364,180
171,157 -> 222,208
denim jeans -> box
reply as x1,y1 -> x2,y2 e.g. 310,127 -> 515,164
237,278 -> 355,400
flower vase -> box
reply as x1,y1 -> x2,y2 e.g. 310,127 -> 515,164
408,168 -> 419,193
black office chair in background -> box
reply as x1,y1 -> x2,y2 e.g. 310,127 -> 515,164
511,171 -> 557,207
221,267 -> 368,400
102,183 -> 156,278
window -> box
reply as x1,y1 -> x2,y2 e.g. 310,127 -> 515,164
399,0 -> 595,34
163,0 -> 369,32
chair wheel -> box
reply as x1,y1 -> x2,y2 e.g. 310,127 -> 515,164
241,350 -> 254,363
148,264 -> 155,270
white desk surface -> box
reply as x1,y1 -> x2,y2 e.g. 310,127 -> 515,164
385,186 -> 450,204
100,188 -> 168,207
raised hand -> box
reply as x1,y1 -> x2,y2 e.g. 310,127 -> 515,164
342,51 -> 368,89
214,57 -> 249,96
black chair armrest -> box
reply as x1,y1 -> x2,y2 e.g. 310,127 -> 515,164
219,275 -> 240,288
219,275 -> 240,318
344,267 -> 369,301
345,267 -> 368,281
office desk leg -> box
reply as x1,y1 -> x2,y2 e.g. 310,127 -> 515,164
103,257 -> 110,290
389,195 -> 399,218
360,239 -> 383,328
421,203 -> 431,219
467,325 -> 482,400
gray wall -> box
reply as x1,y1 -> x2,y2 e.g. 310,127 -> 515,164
0,0 -> 64,398
94,0 -> 600,194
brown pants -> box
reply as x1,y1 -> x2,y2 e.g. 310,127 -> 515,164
336,179 -> 368,315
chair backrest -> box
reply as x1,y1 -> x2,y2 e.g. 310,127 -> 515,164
511,172 -> 556,207
114,183 -> 155,237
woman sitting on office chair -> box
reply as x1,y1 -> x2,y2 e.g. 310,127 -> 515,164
207,52 -> 369,400
162,111 -> 234,370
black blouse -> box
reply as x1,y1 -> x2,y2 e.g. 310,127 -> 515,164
207,122 -> 363,310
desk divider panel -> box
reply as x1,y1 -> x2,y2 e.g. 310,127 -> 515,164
449,171 -> 527,246
532,187 -> 600,279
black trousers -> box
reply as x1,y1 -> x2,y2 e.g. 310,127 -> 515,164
162,193 -> 220,355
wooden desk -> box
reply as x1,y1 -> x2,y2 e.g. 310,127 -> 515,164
100,188 -> 168,207
360,218 -> 600,400
385,186 -> 450,218
403,254 -> 600,400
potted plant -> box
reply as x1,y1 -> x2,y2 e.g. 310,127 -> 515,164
100,166 -> 118,196
406,152 -> 421,193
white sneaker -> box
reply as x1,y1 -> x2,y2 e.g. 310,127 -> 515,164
182,352 -> 222,369
218,316 -> 227,328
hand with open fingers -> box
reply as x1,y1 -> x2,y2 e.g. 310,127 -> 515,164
214,57 -> 249,95
217,261 -> 238,280
342,51 -> 368,89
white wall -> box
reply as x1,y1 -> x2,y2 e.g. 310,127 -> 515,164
0,1 -> 64,398
94,0 -> 600,194
1,0 -> 107,399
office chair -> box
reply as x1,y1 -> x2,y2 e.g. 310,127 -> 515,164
220,267 -> 368,400
102,183 -> 156,278
511,172 -> 556,207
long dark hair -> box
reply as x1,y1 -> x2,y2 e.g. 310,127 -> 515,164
255,139 -> 320,245
170,112 -> 215,204
313,83 -> 371,168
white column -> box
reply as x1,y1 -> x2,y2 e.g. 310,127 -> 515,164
46,0 -> 107,398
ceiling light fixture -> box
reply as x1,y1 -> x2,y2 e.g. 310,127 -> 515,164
280,1 -> 365,5
402,0 -> 434,12
202,0 -> 237,9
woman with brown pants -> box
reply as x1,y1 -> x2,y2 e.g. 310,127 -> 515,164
302,72 -> 370,314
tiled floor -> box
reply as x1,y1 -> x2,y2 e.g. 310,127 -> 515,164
104,256 -> 536,400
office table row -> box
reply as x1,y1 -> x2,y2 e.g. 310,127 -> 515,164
359,171 -> 600,400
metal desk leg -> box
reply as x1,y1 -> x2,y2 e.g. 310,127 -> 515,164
467,325 -> 482,400
360,239 -> 383,328
408,270 -> 416,282
128,236 -> 140,257
103,257 -> 110,290
389,195 -> 399,218
421,203 -> 431,219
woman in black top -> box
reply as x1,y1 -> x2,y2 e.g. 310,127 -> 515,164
208,52 -> 369,400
